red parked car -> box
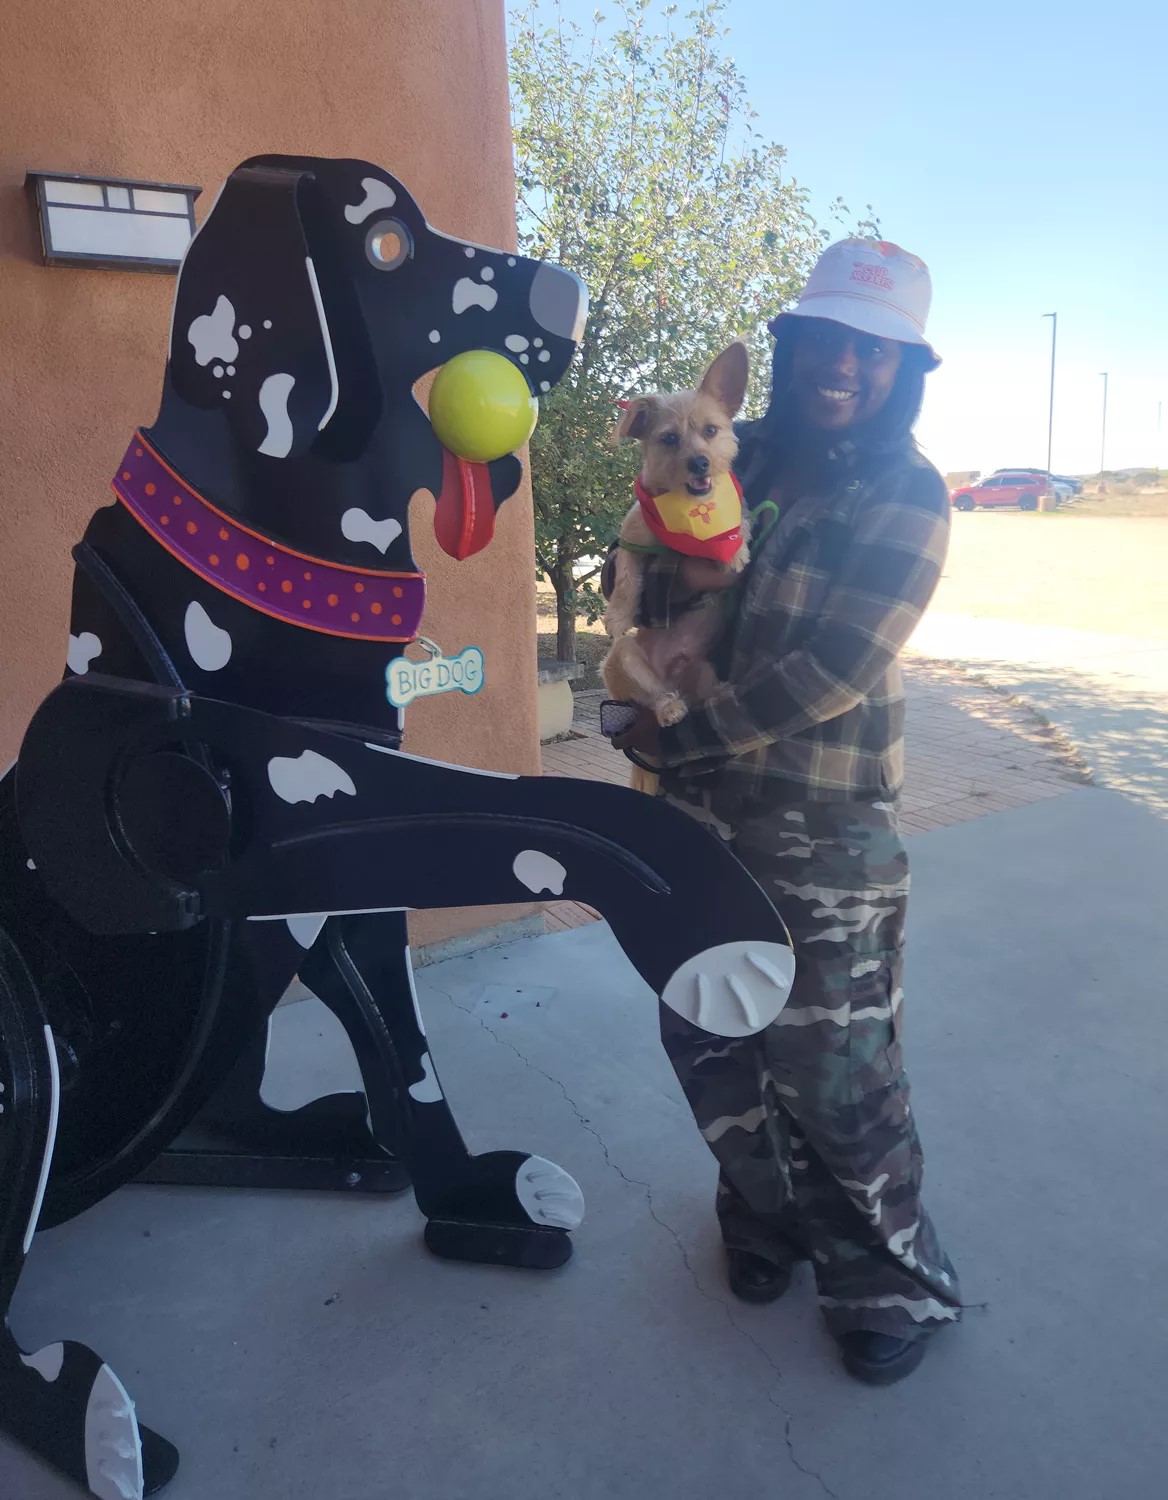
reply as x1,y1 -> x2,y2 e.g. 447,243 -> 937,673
950,472 -> 1051,512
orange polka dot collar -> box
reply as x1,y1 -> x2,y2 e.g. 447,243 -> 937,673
112,432 -> 425,643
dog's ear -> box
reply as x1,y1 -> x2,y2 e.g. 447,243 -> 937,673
698,340 -> 750,419
613,395 -> 659,443
169,165 -> 337,459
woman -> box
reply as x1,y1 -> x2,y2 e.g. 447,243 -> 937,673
617,239 -> 961,1385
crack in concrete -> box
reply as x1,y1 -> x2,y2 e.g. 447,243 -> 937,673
430,981 -> 840,1500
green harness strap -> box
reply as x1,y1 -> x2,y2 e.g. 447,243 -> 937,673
749,497 -> 781,549
616,537 -> 673,555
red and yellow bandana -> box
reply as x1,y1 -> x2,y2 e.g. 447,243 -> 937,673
634,471 -> 744,563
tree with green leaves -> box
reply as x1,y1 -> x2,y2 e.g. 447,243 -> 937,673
511,0 -> 875,660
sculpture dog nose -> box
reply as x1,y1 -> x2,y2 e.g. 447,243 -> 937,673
529,263 -> 588,342
687,454 -> 710,476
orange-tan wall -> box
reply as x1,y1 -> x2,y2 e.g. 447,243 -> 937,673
0,0 -> 540,948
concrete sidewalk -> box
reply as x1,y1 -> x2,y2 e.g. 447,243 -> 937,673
907,612 -> 1168,818
6,790 -> 1165,1500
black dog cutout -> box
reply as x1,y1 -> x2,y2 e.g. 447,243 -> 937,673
0,155 -> 794,1499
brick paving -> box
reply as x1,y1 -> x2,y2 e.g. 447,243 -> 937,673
540,664 -> 1087,933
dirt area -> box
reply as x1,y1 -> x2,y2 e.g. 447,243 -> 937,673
1065,485 -> 1168,519
935,511 -> 1168,638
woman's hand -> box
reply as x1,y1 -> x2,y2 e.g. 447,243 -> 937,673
680,556 -> 740,593
613,706 -> 663,761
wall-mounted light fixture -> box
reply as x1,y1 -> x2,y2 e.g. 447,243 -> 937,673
25,171 -> 201,273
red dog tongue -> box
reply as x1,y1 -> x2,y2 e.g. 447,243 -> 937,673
434,449 -> 497,560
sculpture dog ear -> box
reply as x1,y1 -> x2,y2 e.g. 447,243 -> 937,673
169,165 -> 338,460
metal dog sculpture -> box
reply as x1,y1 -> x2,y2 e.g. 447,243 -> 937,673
0,155 -> 794,1498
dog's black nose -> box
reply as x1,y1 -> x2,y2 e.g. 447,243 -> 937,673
687,454 -> 710,476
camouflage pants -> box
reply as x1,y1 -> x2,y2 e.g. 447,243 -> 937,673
660,796 -> 962,1340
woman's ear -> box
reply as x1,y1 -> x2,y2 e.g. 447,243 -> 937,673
612,395 -> 659,444
699,340 -> 750,418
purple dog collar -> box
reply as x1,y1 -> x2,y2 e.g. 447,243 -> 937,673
112,434 -> 425,643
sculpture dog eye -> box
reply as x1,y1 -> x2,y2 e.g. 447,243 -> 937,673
366,218 -> 413,270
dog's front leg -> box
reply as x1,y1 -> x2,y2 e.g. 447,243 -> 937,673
604,632 -> 687,726
299,912 -> 580,1268
19,680 -> 795,1270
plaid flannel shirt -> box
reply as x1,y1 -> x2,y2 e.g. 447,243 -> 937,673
638,434 -> 951,811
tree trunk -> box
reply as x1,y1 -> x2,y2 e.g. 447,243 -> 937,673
548,562 -> 577,663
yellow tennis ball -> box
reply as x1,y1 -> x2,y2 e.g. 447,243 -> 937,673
429,350 -> 539,463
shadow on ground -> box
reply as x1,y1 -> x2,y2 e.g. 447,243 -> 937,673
933,656 -> 1168,817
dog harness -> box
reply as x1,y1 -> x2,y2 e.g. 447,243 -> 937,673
633,471 -> 744,563
112,433 -> 426,643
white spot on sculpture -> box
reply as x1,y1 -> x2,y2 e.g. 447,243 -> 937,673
539,350 -> 552,362
305,256 -> 339,432
464,246 -> 475,258
267,749 -> 357,805
481,266 -> 495,282
184,600 -> 232,672
453,277 -> 499,315
187,293 -> 239,367
516,1156 -> 585,1230
540,381 -> 551,393
344,176 -> 398,224
429,330 -> 441,343
257,372 -> 296,458
19,1344 -> 65,1382
513,849 -> 566,896
67,631 -> 102,675
212,364 -> 224,378
408,1053 -> 444,1104
239,325 -> 252,339
533,337 -> 544,347
505,334 -> 530,353
404,947 -> 426,1037
661,941 -> 796,1038
507,256 -> 517,266
341,507 -> 403,554
226,364 -> 236,376
285,914 -> 328,948
85,1362 -> 144,1500
520,354 -> 530,365
263,319 -> 272,330
24,1026 -> 60,1253
26,858 -> 35,871
222,391 -> 231,400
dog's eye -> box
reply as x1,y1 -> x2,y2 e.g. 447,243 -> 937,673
704,424 -> 719,439
366,218 -> 413,271
660,432 -> 679,446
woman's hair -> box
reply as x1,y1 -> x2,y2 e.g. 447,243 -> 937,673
753,317 -> 932,455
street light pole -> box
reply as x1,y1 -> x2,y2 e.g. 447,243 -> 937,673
1042,312 -> 1057,473
1099,371 -> 1109,483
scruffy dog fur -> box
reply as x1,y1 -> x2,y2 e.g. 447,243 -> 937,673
603,341 -> 751,734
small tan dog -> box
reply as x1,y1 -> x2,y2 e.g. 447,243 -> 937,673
602,341 -> 751,757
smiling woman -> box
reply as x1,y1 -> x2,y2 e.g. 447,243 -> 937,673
619,236 -> 963,1387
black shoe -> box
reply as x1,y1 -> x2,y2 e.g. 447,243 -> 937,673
726,1250 -> 793,1304
838,1330 -> 928,1386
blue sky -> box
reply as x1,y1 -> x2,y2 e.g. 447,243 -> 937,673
514,1 -> 1166,476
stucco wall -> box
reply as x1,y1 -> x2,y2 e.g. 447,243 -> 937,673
0,0 -> 540,945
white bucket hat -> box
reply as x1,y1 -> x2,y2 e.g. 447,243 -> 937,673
769,238 -> 940,368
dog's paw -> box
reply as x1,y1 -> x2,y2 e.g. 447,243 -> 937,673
516,1157 -> 585,1230
655,695 -> 688,727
